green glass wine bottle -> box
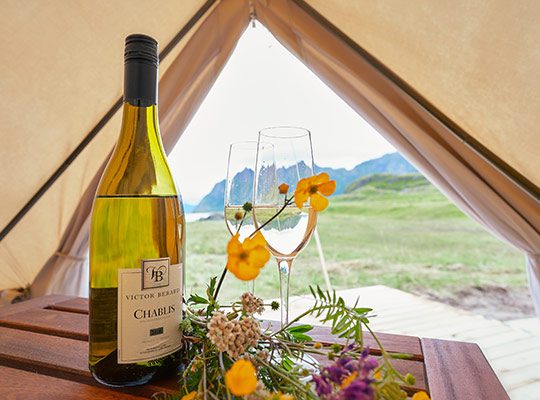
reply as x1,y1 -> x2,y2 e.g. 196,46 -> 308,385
89,34 -> 185,387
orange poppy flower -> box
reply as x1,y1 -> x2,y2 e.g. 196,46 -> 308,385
294,172 -> 336,211
412,391 -> 431,400
226,232 -> 270,281
225,359 -> 258,396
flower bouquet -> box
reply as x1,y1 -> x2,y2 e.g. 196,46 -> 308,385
162,174 -> 429,400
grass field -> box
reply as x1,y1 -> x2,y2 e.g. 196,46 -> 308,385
184,175 -> 527,315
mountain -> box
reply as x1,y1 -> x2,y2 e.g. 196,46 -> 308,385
183,203 -> 196,213
193,152 -> 416,212
194,179 -> 226,213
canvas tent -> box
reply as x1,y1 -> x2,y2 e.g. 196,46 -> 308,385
1,0 -> 539,313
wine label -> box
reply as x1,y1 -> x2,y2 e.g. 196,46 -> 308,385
117,258 -> 182,364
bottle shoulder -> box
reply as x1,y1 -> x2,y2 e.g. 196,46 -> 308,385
96,149 -> 178,196
96,104 -> 179,197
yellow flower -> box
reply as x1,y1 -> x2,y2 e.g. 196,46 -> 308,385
226,232 -> 270,281
412,391 -> 431,400
278,183 -> 289,194
340,371 -> 358,389
225,359 -> 258,396
294,172 -> 336,211
374,369 -> 382,380
180,392 -> 197,400
278,394 -> 294,400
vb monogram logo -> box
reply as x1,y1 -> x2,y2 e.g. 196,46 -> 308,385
142,258 -> 170,289
148,265 -> 166,283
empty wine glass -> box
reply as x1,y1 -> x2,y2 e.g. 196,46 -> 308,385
224,141 -> 272,294
253,127 -> 317,327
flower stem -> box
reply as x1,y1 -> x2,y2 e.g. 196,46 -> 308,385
213,267 -> 228,300
249,197 -> 294,238
214,199 -> 293,300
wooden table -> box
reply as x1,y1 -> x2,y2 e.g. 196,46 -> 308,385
0,295 -> 509,399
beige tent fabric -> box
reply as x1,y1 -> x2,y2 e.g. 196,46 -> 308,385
31,0 -> 251,296
304,0 -> 540,192
3,0 -> 540,311
0,0 -> 207,231
254,0 -> 540,313
0,0 -> 214,291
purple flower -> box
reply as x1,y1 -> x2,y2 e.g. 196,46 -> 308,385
361,358 -> 378,376
313,374 -> 332,396
325,358 -> 350,383
311,346 -> 378,400
340,378 -> 374,400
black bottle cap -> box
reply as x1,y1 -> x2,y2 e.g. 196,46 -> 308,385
123,34 -> 159,106
124,34 -> 158,67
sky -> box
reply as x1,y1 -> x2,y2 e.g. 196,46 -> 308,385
168,22 -> 395,205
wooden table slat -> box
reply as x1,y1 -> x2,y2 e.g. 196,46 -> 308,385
421,338 -> 510,400
0,295 -> 75,318
0,308 -> 88,341
47,297 -> 90,314
263,321 -> 424,360
0,326 -> 177,397
0,366 -> 148,400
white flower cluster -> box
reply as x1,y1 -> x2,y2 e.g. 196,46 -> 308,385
207,312 -> 260,358
241,292 -> 265,315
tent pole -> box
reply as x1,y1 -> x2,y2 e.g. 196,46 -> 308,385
314,228 -> 332,292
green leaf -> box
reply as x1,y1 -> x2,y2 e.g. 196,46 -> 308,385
281,355 -> 294,371
290,332 -> 313,342
206,276 -> 217,299
188,294 -> 209,304
286,324 -> 313,334
354,307 -> 373,314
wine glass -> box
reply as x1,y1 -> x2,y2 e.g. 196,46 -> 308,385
253,127 -> 317,327
224,141 -> 272,294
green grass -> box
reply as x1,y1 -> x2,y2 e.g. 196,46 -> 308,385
184,176 -> 525,302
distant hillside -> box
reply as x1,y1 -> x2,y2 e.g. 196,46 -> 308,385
329,173 -> 465,219
345,173 -> 429,193
193,152 -> 416,212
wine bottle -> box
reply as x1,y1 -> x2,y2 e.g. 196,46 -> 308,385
89,34 -> 185,387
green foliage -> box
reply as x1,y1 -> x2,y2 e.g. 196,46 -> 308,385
176,280 -> 415,399
306,286 -> 371,343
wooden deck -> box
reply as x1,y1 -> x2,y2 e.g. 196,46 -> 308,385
262,285 -> 540,400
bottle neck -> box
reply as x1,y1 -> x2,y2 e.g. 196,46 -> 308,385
123,61 -> 158,107
117,102 -> 161,146
119,58 -> 161,150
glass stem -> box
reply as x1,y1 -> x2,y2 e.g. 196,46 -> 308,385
245,280 -> 255,295
277,258 -> 292,327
